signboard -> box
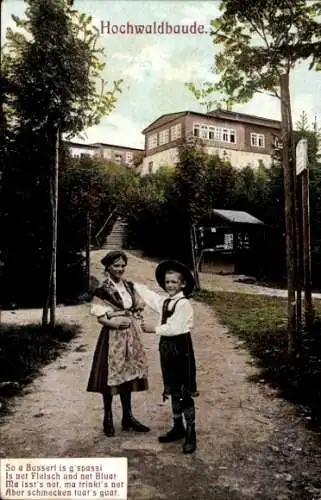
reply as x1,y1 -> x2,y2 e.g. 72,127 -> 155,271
296,138 -> 308,175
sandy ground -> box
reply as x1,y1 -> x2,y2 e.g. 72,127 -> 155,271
1,251 -> 321,500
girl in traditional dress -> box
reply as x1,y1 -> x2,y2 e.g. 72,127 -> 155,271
134,260 -> 198,454
87,250 -> 150,437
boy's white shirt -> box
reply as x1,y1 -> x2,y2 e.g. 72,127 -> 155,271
134,282 -> 193,336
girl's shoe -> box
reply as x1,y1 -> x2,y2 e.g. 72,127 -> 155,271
121,414 -> 150,432
103,412 -> 115,437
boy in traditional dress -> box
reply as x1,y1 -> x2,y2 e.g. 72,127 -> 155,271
134,260 -> 198,454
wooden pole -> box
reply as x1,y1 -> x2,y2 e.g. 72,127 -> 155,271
0,0 -> 3,329
294,171 -> 303,353
290,131 -> 302,341
280,73 -> 296,356
86,212 -> 91,293
189,222 -> 200,291
302,167 -> 314,329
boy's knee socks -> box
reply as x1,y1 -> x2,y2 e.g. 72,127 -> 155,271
171,395 -> 183,418
182,397 -> 195,426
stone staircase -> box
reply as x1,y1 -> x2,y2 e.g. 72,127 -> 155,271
102,217 -> 128,250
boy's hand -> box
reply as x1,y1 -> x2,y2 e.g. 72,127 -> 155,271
142,319 -> 156,333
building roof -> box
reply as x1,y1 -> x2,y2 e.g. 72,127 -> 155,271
64,141 -> 99,149
206,109 -> 281,128
91,142 -> 144,151
142,109 -> 281,134
142,111 -> 187,134
213,209 -> 264,225
65,141 -> 144,152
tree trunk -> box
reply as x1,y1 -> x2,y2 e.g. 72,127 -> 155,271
42,274 -> 50,327
49,127 -> 59,328
42,128 -> 55,329
279,73 -> 297,357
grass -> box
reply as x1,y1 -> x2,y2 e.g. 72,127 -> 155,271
0,322 -> 80,414
195,290 -> 321,430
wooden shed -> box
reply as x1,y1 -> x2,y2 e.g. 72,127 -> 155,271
195,209 -> 265,275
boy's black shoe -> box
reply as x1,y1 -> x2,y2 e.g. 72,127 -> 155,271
158,417 -> 186,443
183,423 -> 197,454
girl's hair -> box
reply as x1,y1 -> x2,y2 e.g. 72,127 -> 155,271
100,250 -> 128,269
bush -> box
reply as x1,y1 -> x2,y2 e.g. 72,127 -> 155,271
0,145 -> 138,307
0,322 -> 80,413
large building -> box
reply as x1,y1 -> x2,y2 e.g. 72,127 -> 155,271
66,141 -> 98,158
141,109 -> 281,175
92,142 -> 144,167
65,141 -> 144,168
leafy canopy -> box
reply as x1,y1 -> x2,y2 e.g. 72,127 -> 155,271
186,0 -> 321,109
3,0 -> 122,135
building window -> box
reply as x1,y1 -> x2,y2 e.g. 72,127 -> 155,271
222,128 -> 229,142
125,152 -> 133,164
148,161 -> 153,174
224,233 -> 234,250
222,128 -> 236,143
147,134 -> 158,150
251,133 -> 265,148
193,124 -> 200,137
171,123 -> 181,141
159,129 -> 169,146
193,123 -> 235,143
208,126 -> 215,140
237,232 -> 250,249
201,125 -> 208,139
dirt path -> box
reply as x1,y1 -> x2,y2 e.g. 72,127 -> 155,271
1,251 -> 321,499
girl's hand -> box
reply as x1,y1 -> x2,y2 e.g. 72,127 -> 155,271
98,315 -> 131,329
111,317 -> 132,329
142,319 -> 156,333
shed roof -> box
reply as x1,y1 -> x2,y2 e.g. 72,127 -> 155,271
213,209 -> 264,225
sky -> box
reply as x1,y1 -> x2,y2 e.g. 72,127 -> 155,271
2,0 -> 321,149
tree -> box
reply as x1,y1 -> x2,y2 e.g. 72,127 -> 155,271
133,151 -> 145,170
296,110 -> 310,132
203,154 -> 237,209
185,82 -> 234,112
3,0 -> 122,327
186,0 -> 321,356
174,138 -> 210,290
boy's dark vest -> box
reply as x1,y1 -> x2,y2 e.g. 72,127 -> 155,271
161,298 -> 186,326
